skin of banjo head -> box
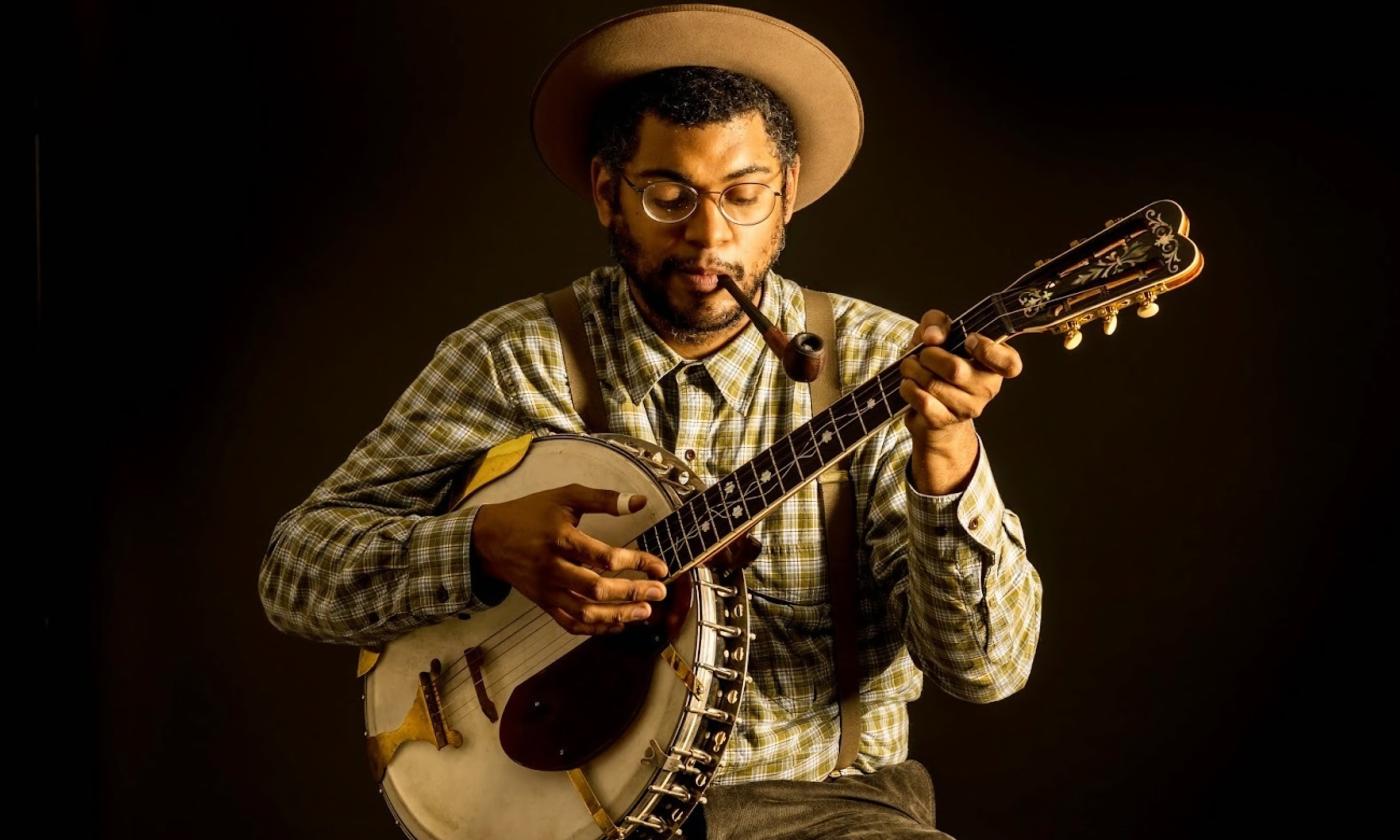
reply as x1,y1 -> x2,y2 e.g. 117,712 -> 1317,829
363,434 -> 750,840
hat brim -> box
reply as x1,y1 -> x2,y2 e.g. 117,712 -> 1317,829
530,4 -> 863,213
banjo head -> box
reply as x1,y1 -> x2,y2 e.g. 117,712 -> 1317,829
363,434 -> 750,839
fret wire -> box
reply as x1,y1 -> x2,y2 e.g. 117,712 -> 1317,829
741,454 -> 764,510
716,470 -> 740,523
835,395 -> 864,445
814,411 -> 846,458
734,461 -> 762,519
877,367 -> 905,425
820,406 -> 844,451
719,482 -> 746,530
704,482 -> 730,538
846,365 -> 890,420
638,518 -> 666,571
809,419 -> 824,467
661,512 -> 689,569
846,391 -> 870,436
879,362 -> 898,415
752,450 -> 778,506
664,508 -> 686,564
850,378 -> 882,424
784,433 -> 802,487
679,502 -> 707,560
695,485 -> 723,549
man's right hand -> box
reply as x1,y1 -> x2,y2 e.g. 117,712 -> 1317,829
470,483 -> 670,635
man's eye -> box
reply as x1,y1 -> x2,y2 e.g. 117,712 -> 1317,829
647,184 -> 687,202
724,185 -> 765,206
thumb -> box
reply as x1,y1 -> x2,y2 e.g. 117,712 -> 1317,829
553,483 -> 648,517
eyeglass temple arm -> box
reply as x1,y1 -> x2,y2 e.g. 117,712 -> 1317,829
716,274 -> 824,383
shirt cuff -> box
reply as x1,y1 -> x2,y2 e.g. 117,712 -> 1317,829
904,435 -> 1009,568
405,506 -> 511,617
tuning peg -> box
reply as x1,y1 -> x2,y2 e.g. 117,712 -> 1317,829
1136,291 -> 1160,318
1069,239 -> 1081,248
1100,302 -> 1127,335
1062,326 -> 1083,350
1034,259 -> 1045,268
1104,217 -> 1120,228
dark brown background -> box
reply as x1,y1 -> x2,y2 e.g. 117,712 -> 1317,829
40,1 -> 1392,837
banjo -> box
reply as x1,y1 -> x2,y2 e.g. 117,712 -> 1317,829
357,199 -> 1203,839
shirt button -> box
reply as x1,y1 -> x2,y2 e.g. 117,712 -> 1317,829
684,449 -> 697,461
968,516 -> 982,531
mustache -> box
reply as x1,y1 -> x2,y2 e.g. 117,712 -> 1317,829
662,257 -> 743,279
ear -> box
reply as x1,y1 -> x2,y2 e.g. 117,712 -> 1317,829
781,153 -> 801,224
590,156 -> 616,227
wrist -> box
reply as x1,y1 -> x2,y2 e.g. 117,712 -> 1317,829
910,421 -> 978,495
465,505 -> 512,606
468,503 -> 500,578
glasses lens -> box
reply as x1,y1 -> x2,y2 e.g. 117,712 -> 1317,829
637,180 -> 779,225
721,183 -> 777,225
642,182 -> 697,222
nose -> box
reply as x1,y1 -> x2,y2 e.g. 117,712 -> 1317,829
682,192 -> 734,250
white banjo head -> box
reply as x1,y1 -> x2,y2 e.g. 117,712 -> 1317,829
363,435 -> 750,839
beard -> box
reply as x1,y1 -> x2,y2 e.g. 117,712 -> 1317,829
608,210 -> 787,346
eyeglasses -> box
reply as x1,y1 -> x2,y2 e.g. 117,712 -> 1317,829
620,174 -> 785,226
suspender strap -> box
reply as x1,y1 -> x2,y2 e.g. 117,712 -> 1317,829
542,287 -> 610,434
802,288 -> 863,776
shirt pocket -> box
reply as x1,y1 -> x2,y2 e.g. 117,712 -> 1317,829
743,589 -> 836,715
743,484 -> 829,606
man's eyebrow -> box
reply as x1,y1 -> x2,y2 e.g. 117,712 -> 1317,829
634,164 -> 774,183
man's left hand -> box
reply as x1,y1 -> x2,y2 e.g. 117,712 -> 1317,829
898,309 -> 1023,494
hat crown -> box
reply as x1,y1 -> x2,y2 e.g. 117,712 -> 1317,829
530,4 -> 863,212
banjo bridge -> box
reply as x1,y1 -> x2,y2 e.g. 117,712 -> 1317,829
463,646 -> 499,722
366,658 -> 463,782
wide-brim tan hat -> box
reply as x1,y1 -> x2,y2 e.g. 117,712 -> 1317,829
530,3 -> 863,212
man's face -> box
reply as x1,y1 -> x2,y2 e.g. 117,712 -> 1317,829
592,111 -> 800,346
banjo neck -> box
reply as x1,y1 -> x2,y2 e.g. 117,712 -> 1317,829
646,318 -> 973,585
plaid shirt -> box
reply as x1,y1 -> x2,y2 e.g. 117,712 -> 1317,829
259,264 -> 1042,784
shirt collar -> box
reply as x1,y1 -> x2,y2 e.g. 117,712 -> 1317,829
611,265 -> 787,416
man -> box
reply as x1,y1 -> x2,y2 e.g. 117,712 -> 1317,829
259,5 -> 1041,838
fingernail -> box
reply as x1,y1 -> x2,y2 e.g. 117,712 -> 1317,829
629,493 -> 646,510
923,327 -> 943,344
631,605 -> 651,620
648,585 -> 667,600
964,334 -> 980,350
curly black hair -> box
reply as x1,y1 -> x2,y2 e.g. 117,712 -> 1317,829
588,66 -> 798,187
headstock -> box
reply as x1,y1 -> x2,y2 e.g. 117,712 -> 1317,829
983,199 -> 1204,349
